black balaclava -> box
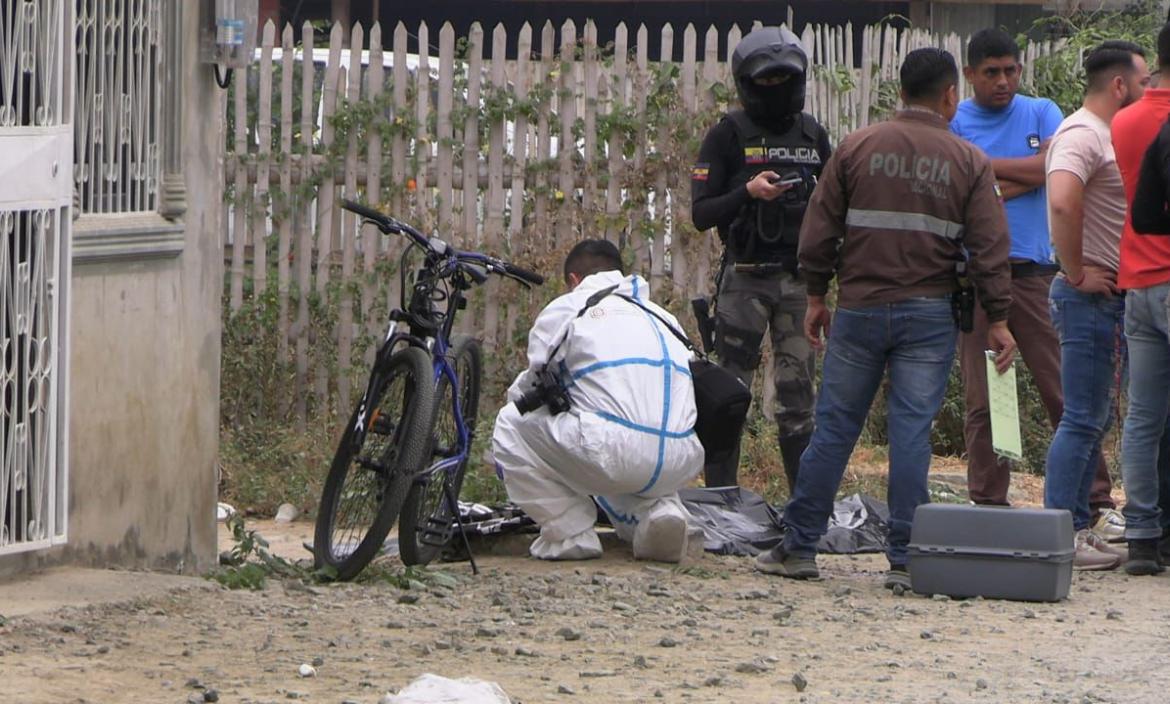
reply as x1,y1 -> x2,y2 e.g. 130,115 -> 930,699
731,26 -> 808,127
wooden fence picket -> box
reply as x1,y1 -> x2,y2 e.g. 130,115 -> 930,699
461,23 -> 486,335
581,21 -> 599,219
277,23 -> 294,365
293,22 -> 315,425
311,26 -> 344,404
337,24 -> 364,413
650,23 -> 672,296
482,22 -> 509,352
254,21 -> 274,299
676,24 -> 698,297
230,60 -> 248,313
603,22 -> 628,245
413,22 -> 432,232
463,23 -> 485,249
387,23 -> 407,323
556,19 -> 578,251
506,22 -> 534,351
631,23 -> 649,273
363,23 -> 384,366
436,23 -> 455,240
533,21 -> 555,254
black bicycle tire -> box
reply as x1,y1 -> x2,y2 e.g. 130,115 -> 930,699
314,346 -> 435,580
398,335 -> 482,566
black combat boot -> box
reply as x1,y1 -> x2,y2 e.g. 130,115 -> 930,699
778,432 -> 811,494
1125,538 -> 1165,576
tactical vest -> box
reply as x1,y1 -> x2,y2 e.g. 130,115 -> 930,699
725,110 -> 824,266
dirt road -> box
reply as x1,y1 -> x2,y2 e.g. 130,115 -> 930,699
3,518 -> 1169,704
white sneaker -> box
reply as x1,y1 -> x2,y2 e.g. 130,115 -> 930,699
633,501 -> 689,563
1092,508 -> 1126,543
1084,529 -> 1127,559
1073,529 -> 1121,571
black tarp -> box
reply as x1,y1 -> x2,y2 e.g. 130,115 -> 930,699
456,488 -> 890,557
679,487 -> 889,556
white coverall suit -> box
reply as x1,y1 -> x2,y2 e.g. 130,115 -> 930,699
492,271 -> 705,560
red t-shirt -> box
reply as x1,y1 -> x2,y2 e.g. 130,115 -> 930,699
1113,88 -> 1170,289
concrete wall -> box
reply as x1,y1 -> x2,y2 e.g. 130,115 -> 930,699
0,3 -> 224,578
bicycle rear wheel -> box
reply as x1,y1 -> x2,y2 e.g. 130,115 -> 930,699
399,335 -> 482,566
314,346 -> 434,580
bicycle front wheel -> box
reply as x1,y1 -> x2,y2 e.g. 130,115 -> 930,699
314,346 -> 435,580
399,335 -> 482,566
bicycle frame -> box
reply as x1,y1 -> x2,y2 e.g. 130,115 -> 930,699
349,253 -> 475,481
425,335 -> 472,482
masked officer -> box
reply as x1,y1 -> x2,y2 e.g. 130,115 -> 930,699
691,27 -> 832,491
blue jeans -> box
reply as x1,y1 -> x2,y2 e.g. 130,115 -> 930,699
782,298 -> 957,565
1121,284 -> 1170,540
1043,277 -> 1123,531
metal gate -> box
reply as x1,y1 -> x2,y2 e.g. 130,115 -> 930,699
0,0 -> 72,555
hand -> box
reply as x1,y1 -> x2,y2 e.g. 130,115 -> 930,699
987,321 -> 1017,375
804,296 -> 832,350
1070,265 -> 1119,297
997,179 -> 1033,201
746,171 -> 794,202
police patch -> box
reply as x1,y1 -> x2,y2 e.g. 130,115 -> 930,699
692,164 -> 710,181
1028,133 -> 1041,150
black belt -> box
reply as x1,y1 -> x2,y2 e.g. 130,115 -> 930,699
1011,262 -> 1059,279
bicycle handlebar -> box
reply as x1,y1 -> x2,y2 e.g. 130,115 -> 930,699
501,262 -> 544,286
340,199 -> 544,287
340,199 -> 393,230
341,199 -> 431,252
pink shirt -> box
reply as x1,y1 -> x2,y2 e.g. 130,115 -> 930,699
1046,107 -> 1125,273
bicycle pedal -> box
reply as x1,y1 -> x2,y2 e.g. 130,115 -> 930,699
418,516 -> 456,547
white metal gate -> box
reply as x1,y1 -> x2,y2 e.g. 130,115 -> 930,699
0,0 -> 72,555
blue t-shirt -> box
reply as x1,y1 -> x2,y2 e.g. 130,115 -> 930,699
951,94 -> 1064,263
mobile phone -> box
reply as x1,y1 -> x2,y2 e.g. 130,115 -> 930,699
769,174 -> 803,187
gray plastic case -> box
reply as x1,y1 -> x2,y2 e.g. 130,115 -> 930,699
907,504 -> 1074,602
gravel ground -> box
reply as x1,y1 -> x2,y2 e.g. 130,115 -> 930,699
3,519 -> 1170,704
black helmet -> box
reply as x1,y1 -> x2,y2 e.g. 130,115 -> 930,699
732,27 -> 808,124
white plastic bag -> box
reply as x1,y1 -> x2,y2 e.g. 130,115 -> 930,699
382,674 -> 512,704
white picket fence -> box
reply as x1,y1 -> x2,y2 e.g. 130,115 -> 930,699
223,18 -> 1064,421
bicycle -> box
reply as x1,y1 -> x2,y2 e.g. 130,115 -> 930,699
313,199 -> 544,580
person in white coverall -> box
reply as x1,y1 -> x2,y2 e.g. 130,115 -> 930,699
492,239 -> 705,561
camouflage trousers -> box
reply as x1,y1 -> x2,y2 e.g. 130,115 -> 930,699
714,264 -> 816,438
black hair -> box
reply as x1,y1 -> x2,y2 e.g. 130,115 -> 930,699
966,28 -> 1019,67
563,239 -> 623,282
1083,41 -> 1142,91
900,47 -> 959,102
1157,22 -> 1170,70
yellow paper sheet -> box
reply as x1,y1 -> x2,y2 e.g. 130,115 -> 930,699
985,350 -> 1022,461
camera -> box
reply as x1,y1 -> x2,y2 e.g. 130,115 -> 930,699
515,369 -> 572,415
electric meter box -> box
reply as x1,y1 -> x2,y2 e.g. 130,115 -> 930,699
199,0 -> 259,69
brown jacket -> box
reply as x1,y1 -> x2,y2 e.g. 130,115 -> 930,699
799,109 -> 1012,322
